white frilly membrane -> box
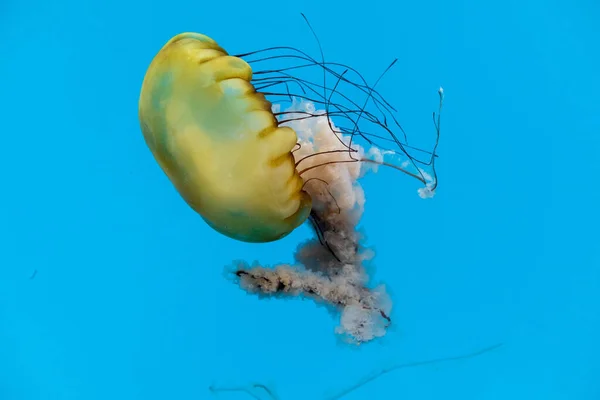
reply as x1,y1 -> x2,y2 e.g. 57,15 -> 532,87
228,99 -> 435,344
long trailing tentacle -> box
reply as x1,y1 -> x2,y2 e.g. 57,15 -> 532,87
233,42 -> 442,189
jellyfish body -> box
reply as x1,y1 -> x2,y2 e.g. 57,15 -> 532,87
138,33 -> 312,243
139,27 -> 443,343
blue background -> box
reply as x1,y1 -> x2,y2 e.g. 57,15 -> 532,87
1,0 -> 599,399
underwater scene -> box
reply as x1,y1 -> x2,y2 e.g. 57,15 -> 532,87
1,0 -> 599,399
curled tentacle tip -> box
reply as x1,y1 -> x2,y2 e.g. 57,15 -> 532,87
418,186 -> 436,199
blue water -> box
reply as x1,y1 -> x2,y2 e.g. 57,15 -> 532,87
1,0 -> 598,399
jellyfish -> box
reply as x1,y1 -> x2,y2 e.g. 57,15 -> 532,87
139,25 -> 442,344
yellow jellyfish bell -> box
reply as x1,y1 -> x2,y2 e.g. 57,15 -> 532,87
139,33 -> 312,243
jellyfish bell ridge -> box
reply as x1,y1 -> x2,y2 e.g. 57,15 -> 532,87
138,32 -> 312,243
